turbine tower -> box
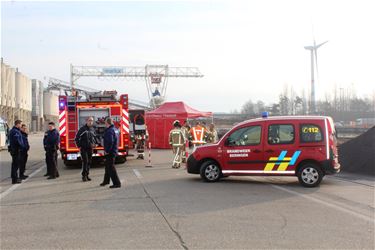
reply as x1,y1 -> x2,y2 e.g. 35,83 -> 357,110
304,40 -> 328,114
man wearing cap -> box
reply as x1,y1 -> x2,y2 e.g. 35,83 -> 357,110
169,120 -> 186,168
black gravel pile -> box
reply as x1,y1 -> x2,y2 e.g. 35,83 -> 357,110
338,126 -> 375,176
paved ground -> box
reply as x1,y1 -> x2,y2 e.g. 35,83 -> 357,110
0,133 -> 374,249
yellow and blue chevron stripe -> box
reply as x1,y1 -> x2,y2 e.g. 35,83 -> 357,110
264,150 -> 301,171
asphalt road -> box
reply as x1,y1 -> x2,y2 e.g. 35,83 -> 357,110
0,133 -> 374,249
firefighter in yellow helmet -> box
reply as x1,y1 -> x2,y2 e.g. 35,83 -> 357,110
169,120 -> 186,168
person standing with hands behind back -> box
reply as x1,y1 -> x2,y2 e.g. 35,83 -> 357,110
44,122 -> 60,179
75,117 -> 97,182
100,118 -> 121,188
19,124 -> 30,179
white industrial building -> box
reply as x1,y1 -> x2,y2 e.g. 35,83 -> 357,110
1,58 -> 59,132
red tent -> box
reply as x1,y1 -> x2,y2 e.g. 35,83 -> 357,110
146,102 -> 212,149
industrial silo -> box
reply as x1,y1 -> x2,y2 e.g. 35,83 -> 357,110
32,79 -> 44,131
0,60 -> 16,125
15,70 -> 32,127
43,91 -> 59,130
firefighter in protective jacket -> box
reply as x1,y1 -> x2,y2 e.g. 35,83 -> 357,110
169,120 -> 186,168
135,128 -> 148,160
189,121 -> 207,149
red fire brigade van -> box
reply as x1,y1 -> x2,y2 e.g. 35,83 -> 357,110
187,115 -> 340,187
58,92 -> 130,166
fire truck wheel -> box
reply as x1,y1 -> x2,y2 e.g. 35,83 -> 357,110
115,156 -> 127,164
200,160 -> 221,182
297,163 -> 323,187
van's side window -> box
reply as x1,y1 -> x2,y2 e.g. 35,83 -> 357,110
227,126 -> 261,146
300,124 -> 323,142
268,124 -> 294,144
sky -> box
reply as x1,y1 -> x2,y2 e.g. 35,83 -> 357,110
1,0 -> 375,112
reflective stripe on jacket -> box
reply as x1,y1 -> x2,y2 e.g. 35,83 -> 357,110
169,129 -> 185,147
190,126 -> 206,144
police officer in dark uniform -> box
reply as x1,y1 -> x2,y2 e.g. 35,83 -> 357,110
8,120 -> 26,184
19,124 -> 30,179
43,122 -> 60,179
100,117 -> 121,188
75,117 -> 97,182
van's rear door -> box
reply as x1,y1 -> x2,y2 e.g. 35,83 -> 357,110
263,120 -> 299,174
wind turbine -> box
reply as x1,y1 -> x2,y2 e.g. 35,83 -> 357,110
304,40 -> 328,114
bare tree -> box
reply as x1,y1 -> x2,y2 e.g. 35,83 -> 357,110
241,100 -> 255,115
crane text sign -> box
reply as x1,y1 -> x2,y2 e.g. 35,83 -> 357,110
102,68 -> 123,74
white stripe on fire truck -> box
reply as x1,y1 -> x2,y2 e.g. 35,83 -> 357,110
59,118 -> 66,127
122,116 -> 129,126
59,110 -> 66,120
122,109 -> 129,117
122,124 -> 129,133
59,126 -> 66,135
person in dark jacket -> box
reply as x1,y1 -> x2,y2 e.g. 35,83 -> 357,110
100,117 -> 121,188
8,120 -> 26,184
43,122 -> 60,179
19,124 -> 30,179
75,117 -> 97,182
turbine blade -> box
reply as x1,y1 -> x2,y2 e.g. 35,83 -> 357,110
316,40 -> 328,49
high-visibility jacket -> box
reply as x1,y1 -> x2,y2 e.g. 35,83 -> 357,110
190,126 -> 207,144
169,128 -> 185,147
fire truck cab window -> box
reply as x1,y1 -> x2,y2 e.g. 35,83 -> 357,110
268,124 -> 294,144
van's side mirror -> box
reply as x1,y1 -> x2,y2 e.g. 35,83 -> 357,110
224,137 -> 229,146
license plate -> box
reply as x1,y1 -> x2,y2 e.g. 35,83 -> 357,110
67,154 -> 78,160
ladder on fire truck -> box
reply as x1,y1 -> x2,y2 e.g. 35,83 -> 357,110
70,64 -> 204,108
46,77 -> 151,110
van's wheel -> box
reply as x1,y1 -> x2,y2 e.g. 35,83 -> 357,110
297,163 -> 323,187
200,160 -> 221,182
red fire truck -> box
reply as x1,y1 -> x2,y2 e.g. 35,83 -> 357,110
58,91 -> 130,166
